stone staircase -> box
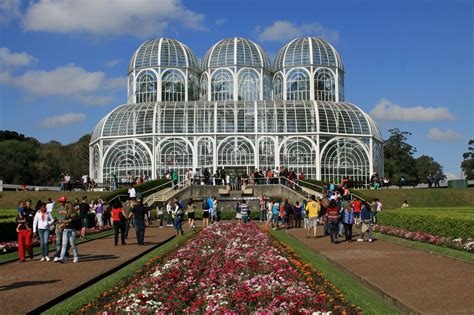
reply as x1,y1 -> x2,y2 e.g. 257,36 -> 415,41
300,186 -> 323,199
144,187 -> 179,205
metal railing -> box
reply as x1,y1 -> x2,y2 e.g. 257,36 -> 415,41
108,180 -> 174,205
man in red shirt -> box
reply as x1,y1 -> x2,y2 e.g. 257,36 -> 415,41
351,198 -> 362,219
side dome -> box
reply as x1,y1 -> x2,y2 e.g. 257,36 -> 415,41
128,38 -> 200,73
202,37 -> 271,71
274,37 -> 344,72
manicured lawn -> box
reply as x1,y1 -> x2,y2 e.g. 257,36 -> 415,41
354,188 -> 474,210
0,191 -> 103,209
373,232 -> 474,263
271,230 -> 403,315
0,229 -> 114,264
388,207 -> 474,219
43,233 -> 190,315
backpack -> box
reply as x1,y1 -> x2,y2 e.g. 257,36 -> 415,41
202,199 -> 209,210
178,200 -> 185,210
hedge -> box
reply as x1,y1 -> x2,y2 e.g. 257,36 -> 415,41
378,211 -> 474,239
0,219 -> 18,242
149,210 -> 261,221
100,179 -> 172,202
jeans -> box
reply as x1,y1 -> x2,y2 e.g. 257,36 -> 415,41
60,229 -> 78,260
158,214 -> 164,227
38,228 -> 50,257
295,215 -> 302,228
343,223 -> 353,241
174,216 -> 183,234
167,212 -> 173,225
242,215 -> 249,223
329,220 -> 339,243
260,209 -> 267,221
113,220 -> 125,245
55,229 -> 63,258
135,220 -> 145,245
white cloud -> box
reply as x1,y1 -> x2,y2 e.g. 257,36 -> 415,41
23,0 -> 206,37
40,113 -> 86,128
0,47 -> 37,70
0,64 -> 125,106
256,20 -> 339,42
370,98 -> 456,121
426,128 -> 463,142
105,59 -> 121,68
0,0 -> 21,24
215,18 -> 226,25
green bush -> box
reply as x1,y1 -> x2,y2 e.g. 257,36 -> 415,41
378,211 -> 474,239
150,210 -> 261,222
0,218 -> 19,242
100,179 -> 171,202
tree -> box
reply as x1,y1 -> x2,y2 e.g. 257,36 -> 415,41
0,140 -> 39,184
383,128 -> 417,183
415,155 -> 446,183
461,139 -> 474,180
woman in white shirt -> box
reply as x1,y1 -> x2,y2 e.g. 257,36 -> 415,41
33,202 -> 54,261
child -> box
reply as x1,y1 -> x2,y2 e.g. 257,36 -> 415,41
16,200 -> 25,232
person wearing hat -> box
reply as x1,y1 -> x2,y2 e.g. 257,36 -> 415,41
129,198 -> 148,245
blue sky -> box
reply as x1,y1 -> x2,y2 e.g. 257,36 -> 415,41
0,0 -> 472,179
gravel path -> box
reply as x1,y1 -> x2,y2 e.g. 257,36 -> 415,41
286,228 -> 474,314
0,225 -> 176,314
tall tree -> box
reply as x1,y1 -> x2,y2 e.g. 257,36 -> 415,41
461,139 -> 474,180
383,128 -> 417,183
0,140 -> 39,184
415,155 -> 446,183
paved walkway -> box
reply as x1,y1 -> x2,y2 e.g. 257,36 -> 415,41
286,228 -> 474,314
0,225 -> 176,314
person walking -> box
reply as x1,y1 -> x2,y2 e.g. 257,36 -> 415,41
95,199 -> 104,227
265,200 -> 274,229
53,202 -> 68,261
294,201 -> 303,229
166,200 -> 174,227
173,202 -> 184,236
129,198 -> 148,245
16,200 -> 35,262
79,196 -> 90,238
186,201 -> 195,230
202,198 -> 210,228
259,195 -> 266,222
33,201 -> 54,261
326,199 -> 340,245
305,195 -> 320,238
111,200 -> 127,246
156,203 -> 164,228
342,203 -> 354,242
239,200 -> 250,224
57,203 -> 79,263
358,203 -> 373,242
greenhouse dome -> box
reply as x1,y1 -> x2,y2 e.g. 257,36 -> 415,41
200,37 -> 272,101
127,38 -> 200,103
273,37 -> 345,102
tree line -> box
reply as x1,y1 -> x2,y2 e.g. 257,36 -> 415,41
0,131 -> 89,186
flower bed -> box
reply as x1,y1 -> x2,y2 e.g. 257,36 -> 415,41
80,223 -> 360,314
373,225 -> 474,253
0,225 -> 113,255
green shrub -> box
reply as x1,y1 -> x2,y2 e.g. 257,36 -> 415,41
0,219 -> 18,242
150,210 -> 261,222
378,211 -> 474,239
100,179 -> 171,202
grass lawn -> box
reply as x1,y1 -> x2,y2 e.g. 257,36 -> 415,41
354,188 -> 474,210
44,233 -> 191,315
271,230 -> 403,315
0,229 -> 114,264
0,191 -> 103,209
373,232 -> 474,263
387,207 -> 474,219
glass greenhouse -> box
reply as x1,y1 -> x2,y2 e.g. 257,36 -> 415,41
90,37 -> 383,184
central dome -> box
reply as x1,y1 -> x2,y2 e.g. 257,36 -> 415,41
202,37 -> 271,71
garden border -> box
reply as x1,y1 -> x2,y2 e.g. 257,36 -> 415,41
28,234 -> 176,314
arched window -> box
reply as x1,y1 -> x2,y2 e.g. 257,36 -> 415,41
218,137 -> 254,166
211,69 -> 233,101
103,140 -> 152,183
321,138 -> 370,185
263,74 -> 271,100
273,74 -> 283,100
280,137 -> 316,178
200,73 -> 208,101
238,69 -> 260,101
197,137 -> 213,174
188,73 -> 199,101
156,138 -> 193,181
315,68 -> 335,101
136,70 -> 157,103
162,69 -> 185,101
286,69 -> 310,100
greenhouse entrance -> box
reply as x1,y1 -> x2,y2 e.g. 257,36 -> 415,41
221,166 -> 254,178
